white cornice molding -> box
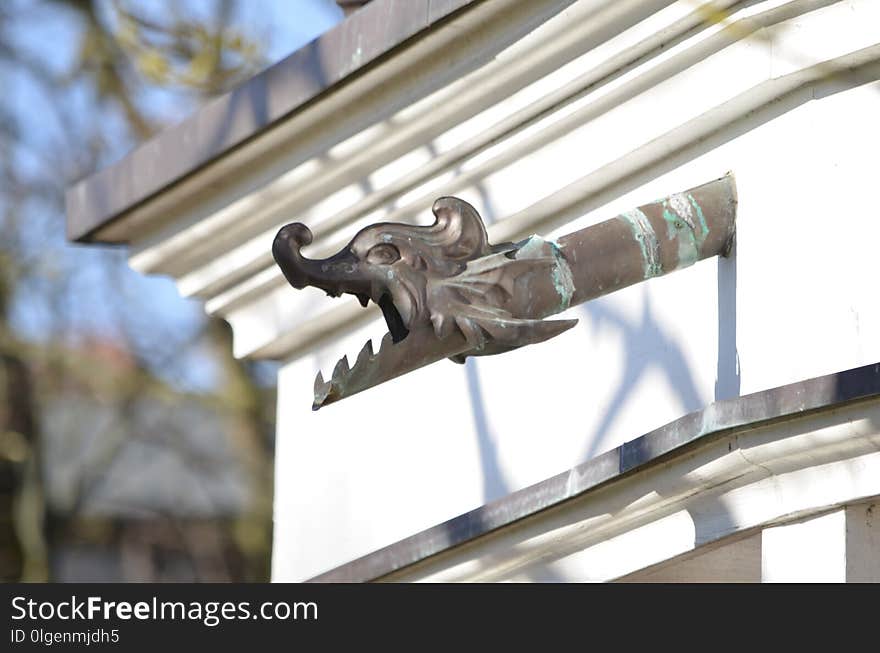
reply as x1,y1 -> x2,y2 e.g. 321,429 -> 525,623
384,398 -> 880,582
125,0 -> 669,271
122,0 -> 880,361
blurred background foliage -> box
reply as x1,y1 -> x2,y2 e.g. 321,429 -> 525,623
0,0 -> 343,582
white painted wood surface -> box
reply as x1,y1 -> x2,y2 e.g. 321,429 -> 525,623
384,402 -> 880,582
116,0 -> 880,581
620,533 -> 761,583
621,501 -> 879,582
845,502 -> 880,582
762,511 -> 847,582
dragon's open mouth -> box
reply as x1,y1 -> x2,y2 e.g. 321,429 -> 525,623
310,289 -> 476,411
272,198 -> 580,411
377,293 -> 409,344
312,280 -> 576,411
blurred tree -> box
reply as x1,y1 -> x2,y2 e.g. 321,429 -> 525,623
0,0 -> 276,581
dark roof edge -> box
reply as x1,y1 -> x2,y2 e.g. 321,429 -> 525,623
307,361 -> 880,582
65,0 -> 481,243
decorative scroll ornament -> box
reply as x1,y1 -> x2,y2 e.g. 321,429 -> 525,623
273,174 -> 737,409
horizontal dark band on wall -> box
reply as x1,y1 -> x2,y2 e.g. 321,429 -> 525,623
65,0 -> 482,243
308,361 -> 880,582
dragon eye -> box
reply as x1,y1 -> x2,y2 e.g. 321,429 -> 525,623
366,243 -> 400,265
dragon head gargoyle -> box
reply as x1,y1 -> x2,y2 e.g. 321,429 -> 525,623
272,175 -> 738,409
272,197 -> 578,408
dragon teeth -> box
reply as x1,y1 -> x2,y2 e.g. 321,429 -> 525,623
314,326 -> 458,410
313,371 -> 332,410
355,340 -> 374,367
378,332 -> 394,352
333,355 -> 350,379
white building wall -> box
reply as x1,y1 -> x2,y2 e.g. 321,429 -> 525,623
265,0 -> 880,580
89,0 -> 880,581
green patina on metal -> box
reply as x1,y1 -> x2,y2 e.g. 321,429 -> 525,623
662,205 -> 698,267
548,240 -> 574,311
687,192 -> 710,238
517,235 -> 574,311
621,208 -> 662,278
660,192 -> 711,268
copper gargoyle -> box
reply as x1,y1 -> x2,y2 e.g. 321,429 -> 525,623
273,174 -> 737,409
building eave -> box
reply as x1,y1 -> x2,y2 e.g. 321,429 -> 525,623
64,0 -> 484,243
307,362 -> 880,582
